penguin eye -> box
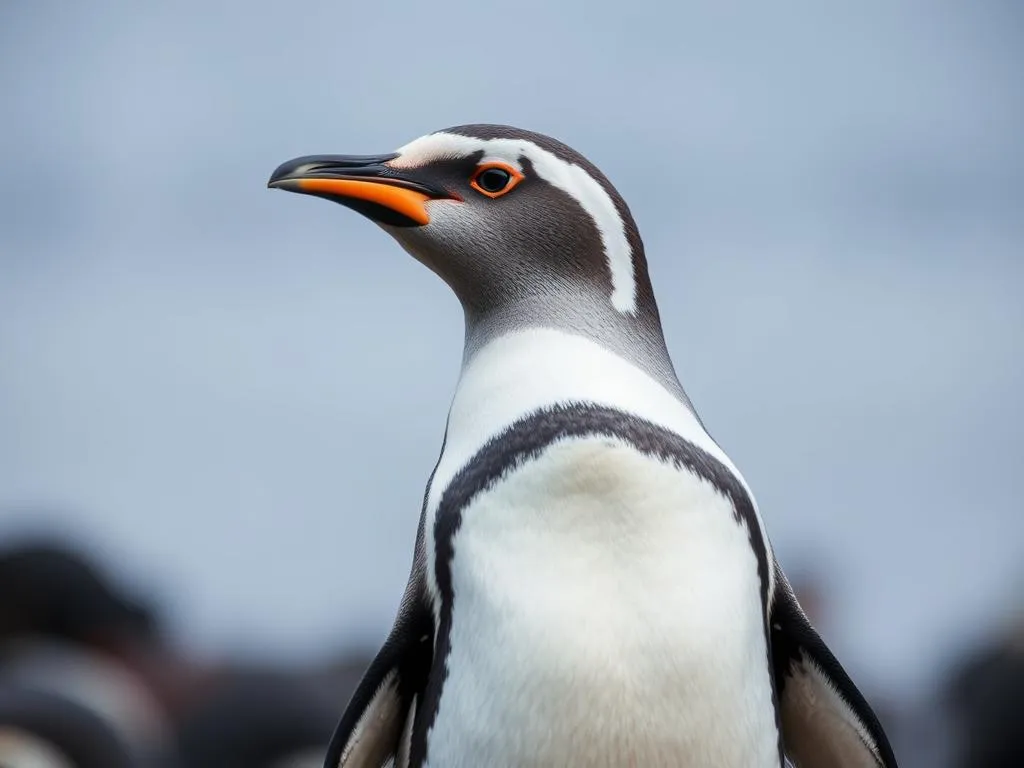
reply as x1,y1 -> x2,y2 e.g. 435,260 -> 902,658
476,168 -> 510,193
470,162 -> 524,199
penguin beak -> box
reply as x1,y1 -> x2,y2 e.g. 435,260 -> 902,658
267,153 -> 455,227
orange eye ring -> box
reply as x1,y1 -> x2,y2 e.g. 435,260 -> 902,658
470,162 -> 524,198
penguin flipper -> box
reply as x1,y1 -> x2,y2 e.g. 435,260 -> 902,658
324,550 -> 433,768
770,567 -> 899,768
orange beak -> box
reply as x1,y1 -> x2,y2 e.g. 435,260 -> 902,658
267,153 -> 455,227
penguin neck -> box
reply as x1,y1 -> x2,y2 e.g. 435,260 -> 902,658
425,318 -> 720,515
459,289 -> 695,411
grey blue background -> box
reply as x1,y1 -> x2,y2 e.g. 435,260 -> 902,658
1,0 -> 1021,709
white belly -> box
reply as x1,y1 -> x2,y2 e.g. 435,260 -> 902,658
425,435 -> 779,768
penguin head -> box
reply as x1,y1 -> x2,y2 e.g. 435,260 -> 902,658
269,125 -> 660,330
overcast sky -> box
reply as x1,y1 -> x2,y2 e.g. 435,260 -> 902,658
1,1 -> 1021,698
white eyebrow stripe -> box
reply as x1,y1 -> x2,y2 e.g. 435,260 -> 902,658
478,155 -> 524,171
392,132 -> 638,315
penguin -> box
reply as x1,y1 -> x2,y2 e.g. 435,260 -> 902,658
268,125 -> 899,768
0,685 -> 135,768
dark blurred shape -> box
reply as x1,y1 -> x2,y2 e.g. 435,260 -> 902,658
0,684 -> 135,768
0,537 -> 174,761
316,656 -> 372,704
0,541 -> 157,647
945,617 -> 1024,768
0,533 -> 372,767
174,667 -> 337,768
0,535 -> 213,722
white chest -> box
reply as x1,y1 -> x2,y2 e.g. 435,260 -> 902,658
424,435 -> 779,768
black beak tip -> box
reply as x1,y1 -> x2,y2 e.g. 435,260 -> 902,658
267,156 -> 311,189
267,176 -> 301,193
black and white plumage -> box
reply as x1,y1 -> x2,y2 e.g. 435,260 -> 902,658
269,125 -> 899,767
